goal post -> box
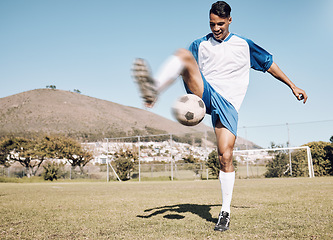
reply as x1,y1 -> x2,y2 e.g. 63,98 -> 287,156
233,146 -> 315,178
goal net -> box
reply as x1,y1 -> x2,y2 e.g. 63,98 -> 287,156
233,146 -> 314,178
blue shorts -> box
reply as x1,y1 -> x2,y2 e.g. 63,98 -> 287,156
184,74 -> 238,136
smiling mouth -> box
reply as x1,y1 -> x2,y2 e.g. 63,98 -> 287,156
214,32 -> 223,39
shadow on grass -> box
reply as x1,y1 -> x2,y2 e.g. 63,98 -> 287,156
137,204 -> 253,222
137,204 -> 220,223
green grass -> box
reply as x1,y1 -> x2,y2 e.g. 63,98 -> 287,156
0,177 -> 332,239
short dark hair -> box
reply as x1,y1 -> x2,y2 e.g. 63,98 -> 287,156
210,1 -> 231,18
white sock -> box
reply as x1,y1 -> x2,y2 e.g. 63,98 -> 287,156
219,170 -> 235,213
154,55 -> 184,93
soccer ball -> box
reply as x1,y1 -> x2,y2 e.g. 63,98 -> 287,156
172,94 -> 206,126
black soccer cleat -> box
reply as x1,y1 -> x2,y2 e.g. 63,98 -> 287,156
214,211 -> 230,232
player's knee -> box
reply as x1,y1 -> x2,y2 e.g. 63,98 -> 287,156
218,149 -> 233,168
175,48 -> 193,63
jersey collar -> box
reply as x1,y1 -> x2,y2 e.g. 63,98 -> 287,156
212,33 -> 234,43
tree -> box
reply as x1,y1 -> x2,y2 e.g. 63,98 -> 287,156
46,85 -> 56,89
206,150 -> 219,177
182,155 -> 198,164
328,135 -> 333,174
325,142 -> 333,175
206,150 -> 237,178
57,137 -> 93,175
0,137 -> 48,178
265,151 -> 289,178
264,143 -> 291,178
0,135 -> 94,178
0,140 -> 11,167
113,149 -> 138,181
289,149 -> 308,177
43,162 -> 61,181
304,141 -> 332,176
114,158 -> 134,181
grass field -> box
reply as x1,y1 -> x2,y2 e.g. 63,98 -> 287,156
0,177 -> 332,239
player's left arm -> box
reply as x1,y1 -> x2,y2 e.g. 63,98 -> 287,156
267,62 -> 308,104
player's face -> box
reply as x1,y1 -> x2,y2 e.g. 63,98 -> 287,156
209,13 -> 232,41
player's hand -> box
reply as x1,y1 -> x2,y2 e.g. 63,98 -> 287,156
292,87 -> 308,104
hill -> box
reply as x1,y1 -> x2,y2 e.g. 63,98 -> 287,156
0,89 -> 260,148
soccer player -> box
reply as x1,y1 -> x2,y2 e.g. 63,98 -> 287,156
132,1 -> 308,232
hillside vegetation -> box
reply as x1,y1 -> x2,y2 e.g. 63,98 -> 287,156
0,89 -> 259,148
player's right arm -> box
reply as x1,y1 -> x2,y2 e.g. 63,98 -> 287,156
244,37 -> 308,104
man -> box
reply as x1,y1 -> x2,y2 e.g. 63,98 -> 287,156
132,1 -> 307,232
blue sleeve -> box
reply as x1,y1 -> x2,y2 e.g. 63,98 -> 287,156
246,39 -> 273,72
188,34 -> 211,64
189,40 -> 200,63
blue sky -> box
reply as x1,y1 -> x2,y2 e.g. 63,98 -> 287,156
1,0 -> 332,148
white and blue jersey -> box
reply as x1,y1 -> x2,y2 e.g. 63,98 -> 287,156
186,33 -> 273,135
